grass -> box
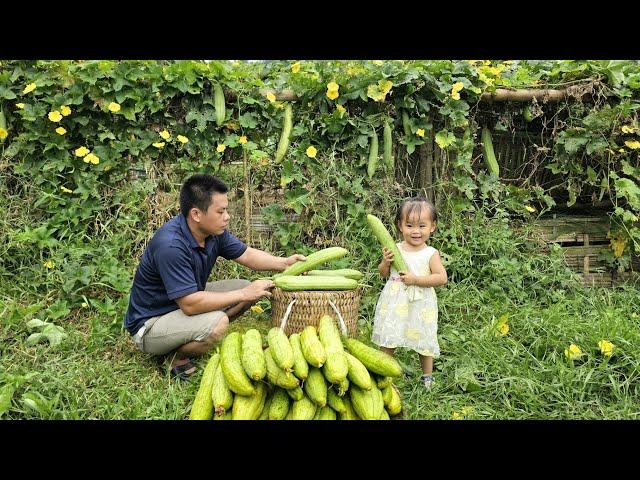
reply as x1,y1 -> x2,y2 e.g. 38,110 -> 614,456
1,281 -> 639,420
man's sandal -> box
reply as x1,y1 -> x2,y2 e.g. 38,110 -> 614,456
170,359 -> 197,381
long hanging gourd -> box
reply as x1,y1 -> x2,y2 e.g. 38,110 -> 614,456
383,120 -> 394,170
367,129 -> 379,179
0,106 -> 7,144
275,103 -> 293,163
481,127 -> 500,177
213,82 -> 226,127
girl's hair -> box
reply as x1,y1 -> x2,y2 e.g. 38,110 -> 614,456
394,196 -> 437,232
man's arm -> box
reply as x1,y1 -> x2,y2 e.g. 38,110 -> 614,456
233,246 -> 306,272
175,279 -> 274,316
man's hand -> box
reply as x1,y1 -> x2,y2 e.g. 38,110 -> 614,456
398,272 -> 419,286
285,254 -> 307,267
241,279 -> 275,301
381,247 -> 394,267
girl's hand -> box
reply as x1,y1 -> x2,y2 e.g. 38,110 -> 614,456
399,272 -> 418,286
382,247 -> 394,266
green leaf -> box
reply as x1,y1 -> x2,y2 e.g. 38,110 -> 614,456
563,136 -> 589,154
0,385 -> 15,417
26,318 -> 50,330
435,129 -> 455,149
26,332 -> 45,346
0,86 -> 17,100
238,112 -> 258,129
615,178 -> 640,208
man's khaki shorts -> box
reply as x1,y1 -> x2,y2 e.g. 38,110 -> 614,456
132,279 -> 250,356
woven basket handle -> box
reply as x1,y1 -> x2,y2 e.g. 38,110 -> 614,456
279,299 -> 297,330
279,297 -> 348,336
327,299 -> 348,336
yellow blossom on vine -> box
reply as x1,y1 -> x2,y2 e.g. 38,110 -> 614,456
326,90 -> 339,100
336,104 -> 346,114
159,130 -> 171,140
23,83 -> 37,94
16,103 -> 25,109
250,305 -> 264,314
60,105 -> 72,116
525,205 -> 536,213
451,82 -> 464,101
306,145 -> 317,158
177,135 -> 189,144
60,186 -> 73,194
266,92 -> 276,102
217,144 -> 226,153
239,136 -> 248,144
327,82 -> 339,92
564,343 -> 582,361
55,127 -> 67,135
624,140 -> 640,149
621,125 -> 637,134
0,128 -> 7,140
48,111 -> 63,122
291,62 -> 301,73
416,129 -> 425,138
84,153 -> 99,165
598,340 -> 614,358
152,142 -> 165,149
74,146 -> 90,157
43,260 -> 55,269
108,102 -> 121,113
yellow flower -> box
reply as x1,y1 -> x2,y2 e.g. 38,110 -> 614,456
48,111 -> 63,122
84,153 -> 99,165
326,90 -> 339,100
621,125 -> 635,134
152,142 -> 166,149
108,102 -> 121,113
0,128 -> 7,140
624,140 -> 640,149
327,82 -> 339,92
104,165 -> 112,172
416,128 -> 425,137
498,323 -> 509,336
452,411 -> 463,420
217,144 -> 226,153
55,127 -> 67,135
451,82 -> 464,101
266,92 -> 276,103
239,135 -> 248,144
250,305 -> 264,314
306,145 -> 317,158
564,343 -> 582,361
23,83 -> 37,94
619,148 -> 626,153
291,62 -> 301,73
598,340 -> 614,358
60,105 -> 72,116
177,135 -> 189,144
159,130 -> 171,140
60,186 -> 73,194
74,146 -> 90,157
43,260 -> 55,269
336,104 -> 346,114
525,205 -> 536,213
16,103 -> 25,109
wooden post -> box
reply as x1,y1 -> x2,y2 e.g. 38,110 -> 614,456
583,233 -> 590,274
243,149 -> 252,245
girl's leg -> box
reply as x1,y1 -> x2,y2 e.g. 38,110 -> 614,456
419,354 -> 433,375
380,346 -> 396,356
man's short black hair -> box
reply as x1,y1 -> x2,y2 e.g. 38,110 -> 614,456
180,174 -> 229,218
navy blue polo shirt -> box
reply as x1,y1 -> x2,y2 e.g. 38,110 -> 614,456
123,214 -> 248,335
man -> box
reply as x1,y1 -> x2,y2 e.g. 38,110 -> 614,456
123,174 -> 305,380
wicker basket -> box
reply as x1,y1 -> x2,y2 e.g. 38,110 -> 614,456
270,287 -> 363,337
